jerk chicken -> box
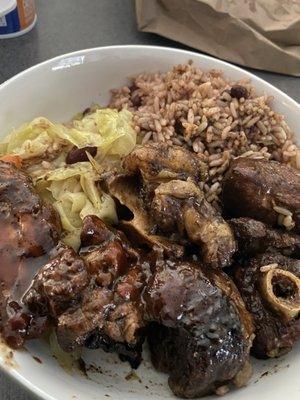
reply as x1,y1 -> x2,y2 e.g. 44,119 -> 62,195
56,215 -> 147,368
0,161 -> 61,348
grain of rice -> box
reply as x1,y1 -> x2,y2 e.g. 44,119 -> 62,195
245,116 -> 261,128
154,119 -> 162,133
209,158 -> 224,167
222,92 -> 232,101
273,205 -> 292,216
256,120 -> 268,135
282,215 -> 295,230
210,182 -> 220,192
277,214 -> 285,226
109,62 -> 299,203
229,102 -> 238,119
142,131 -> 152,144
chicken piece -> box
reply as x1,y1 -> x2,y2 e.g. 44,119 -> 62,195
0,161 -> 61,348
107,175 -> 184,258
230,217 -> 300,258
23,245 -> 89,317
56,216 -> 148,368
223,158 -> 300,233
123,142 -> 207,183
143,258 -> 254,398
80,216 -> 131,287
233,252 -> 300,358
152,180 -> 236,268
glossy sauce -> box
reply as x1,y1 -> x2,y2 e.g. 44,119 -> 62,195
0,162 -> 61,347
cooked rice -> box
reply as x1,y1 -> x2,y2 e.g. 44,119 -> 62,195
109,62 -> 299,205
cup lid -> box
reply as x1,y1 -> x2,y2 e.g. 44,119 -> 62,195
0,0 -> 17,17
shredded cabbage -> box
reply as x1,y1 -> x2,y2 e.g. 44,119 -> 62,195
1,108 -> 136,159
0,108 -> 136,250
40,172 -> 118,250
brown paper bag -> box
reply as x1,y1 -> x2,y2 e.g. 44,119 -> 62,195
136,0 -> 300,76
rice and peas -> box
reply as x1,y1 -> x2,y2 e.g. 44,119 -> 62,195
0,62 -> 299,243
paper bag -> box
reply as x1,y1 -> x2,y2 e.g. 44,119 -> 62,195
135,0 -> 300,76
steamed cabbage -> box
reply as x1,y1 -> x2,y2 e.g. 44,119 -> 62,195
0,108 -> 137,249
0,108 -> 136,159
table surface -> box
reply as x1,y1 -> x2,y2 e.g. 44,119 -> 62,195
0,0 -> 299,399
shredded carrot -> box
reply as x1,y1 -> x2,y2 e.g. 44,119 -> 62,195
0,154 -> 22,168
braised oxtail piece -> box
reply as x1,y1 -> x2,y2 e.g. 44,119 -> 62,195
0,161 -> 61,348
107,174 -> 185,258
151,180 -> 236,268
233,252 -> 300,358
143,258 -> 254,398
223,158 -> 300,233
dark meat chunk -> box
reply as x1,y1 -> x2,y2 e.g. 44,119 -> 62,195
152,180 -> 236,268
56,216 -> 147,368
223,158 -> 300,233
233,252 -> 300,358
80,215 -> 115,247
80,215 -> 143,288
82,242 -> 128,287
123,142 -> 207,183
230,217 -> 300,258
57,287 -> 113,350
0,161 -> 61,348
143,259 -> 254,398
23,245 -> 88,317
117,144 -> 235,267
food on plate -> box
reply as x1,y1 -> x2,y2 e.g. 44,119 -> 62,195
223,158 -> 300,233
151,179 -> 236,268
123,142 -> 208,183
144,258 -> 254,398
108,175 -> 185,258
230,217 -> 300,258
233,253 -> 300,358
0,161 -> 61,348
0,62 -> 299,398
109,145 -> 236,267
110,62 -> 300,206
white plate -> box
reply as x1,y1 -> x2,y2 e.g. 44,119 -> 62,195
0,45 -> 299,400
